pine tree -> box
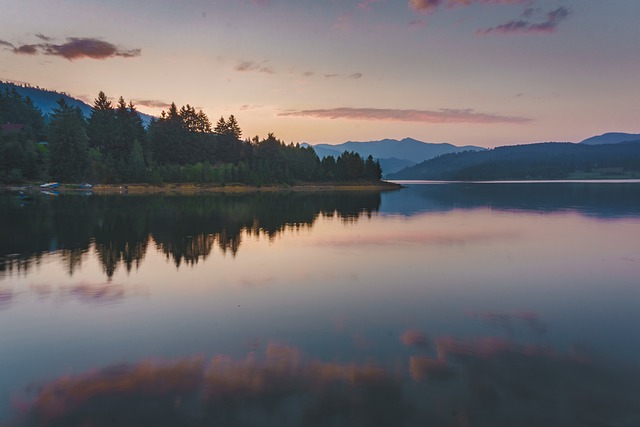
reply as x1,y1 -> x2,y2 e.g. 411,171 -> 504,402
48,98 -> 90,181
87,91 -> 116,152
226,114 -> 242,140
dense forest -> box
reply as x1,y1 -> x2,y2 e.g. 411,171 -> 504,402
0,88 -> 382,184
389,142 -> 640,180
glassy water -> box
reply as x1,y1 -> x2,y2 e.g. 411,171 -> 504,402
1,182 -> 639,426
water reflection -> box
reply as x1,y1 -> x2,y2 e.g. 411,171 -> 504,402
8,333 -> 640,427
383,181 -> 640,218
0,192 -> 381,279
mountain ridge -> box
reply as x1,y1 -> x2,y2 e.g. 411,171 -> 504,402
580,132 -> 640,145
0,80 -> 154,126
305,138 -> 485,176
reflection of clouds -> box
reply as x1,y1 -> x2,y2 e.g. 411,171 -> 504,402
409,356 -> 454,382
10,338 -> 640,426
60,282 -> 126,305
468,310 -> 548,335
15,343 -> 403,427
316,230 -> 517,247
0,288 -> 13,309
0,282 -> 147,310
400,329 -> 430,348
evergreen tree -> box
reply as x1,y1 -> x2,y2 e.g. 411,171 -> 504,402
87,91 -> 116,152
48,98 -> 90,181
214,116 -> 227,135
226,114 -> 242,140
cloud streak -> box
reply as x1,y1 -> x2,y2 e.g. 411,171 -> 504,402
478,6 -> 571,34
235,60 -> 275,74
0,36 -> 141,60
133,99 -> 172,109
279,107 -> 531,124
409,0 -> 523,13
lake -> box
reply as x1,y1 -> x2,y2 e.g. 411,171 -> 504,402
1,182 -> 639,426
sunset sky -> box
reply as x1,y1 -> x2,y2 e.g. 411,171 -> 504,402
1,0 -> 638,147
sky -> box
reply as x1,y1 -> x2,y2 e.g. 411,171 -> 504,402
0,0 -> 639,148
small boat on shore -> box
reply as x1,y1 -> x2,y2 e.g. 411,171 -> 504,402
40,182 -> 60,189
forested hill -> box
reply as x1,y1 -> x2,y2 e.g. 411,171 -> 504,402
0,81 -> 153,125
1,86 -> 383,185
388,142 -> 640,181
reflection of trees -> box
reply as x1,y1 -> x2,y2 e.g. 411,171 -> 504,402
388,182 -> 640,218
0,192 -> 381,278
10,338 -> 640,427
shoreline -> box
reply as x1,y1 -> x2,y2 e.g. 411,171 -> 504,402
4,181 -> 402,194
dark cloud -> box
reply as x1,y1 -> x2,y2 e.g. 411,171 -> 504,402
302,71 -> 314,77
478,6 -> 571,34
14,44 -> 38,55
0,36 -> 140,60
324,73 -> 340,78
279,107 -> 531,124
235,60 -> 275,74
349,72 -> 363,79
40,38 -> 141,60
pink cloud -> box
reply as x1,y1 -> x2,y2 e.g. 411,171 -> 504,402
409,0 -> 442,12
409,0 -> 524,13
279,107 -> 531,124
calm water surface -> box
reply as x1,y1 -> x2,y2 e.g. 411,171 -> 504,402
1,182 -> 639,426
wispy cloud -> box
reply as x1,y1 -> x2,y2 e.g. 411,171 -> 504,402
0,36 -> 141,60
478,6 -> 571,34
349,72 -> 363,79
409,0 -> 523,12
133,99 -> 172,109
0,39 -> 16,50
358,0 -> 382,11
35,33 -> 52,41
235,60 -> 275,74
324,73 -> 340,79
279,107 -> 531,124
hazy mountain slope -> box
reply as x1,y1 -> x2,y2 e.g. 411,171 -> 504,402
313,138 -> 484,163
388,142 -> 640,180
0,81 -> 154,126
377,158 -> 416,175
580,132 -> 640,145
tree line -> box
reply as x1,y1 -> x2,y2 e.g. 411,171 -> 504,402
0,88 -> 382,184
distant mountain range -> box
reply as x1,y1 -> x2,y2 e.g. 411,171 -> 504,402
579,132 -> 640,145
0,80 -> 154,126
388,140 -> 640,181
305,138 -> 485,176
